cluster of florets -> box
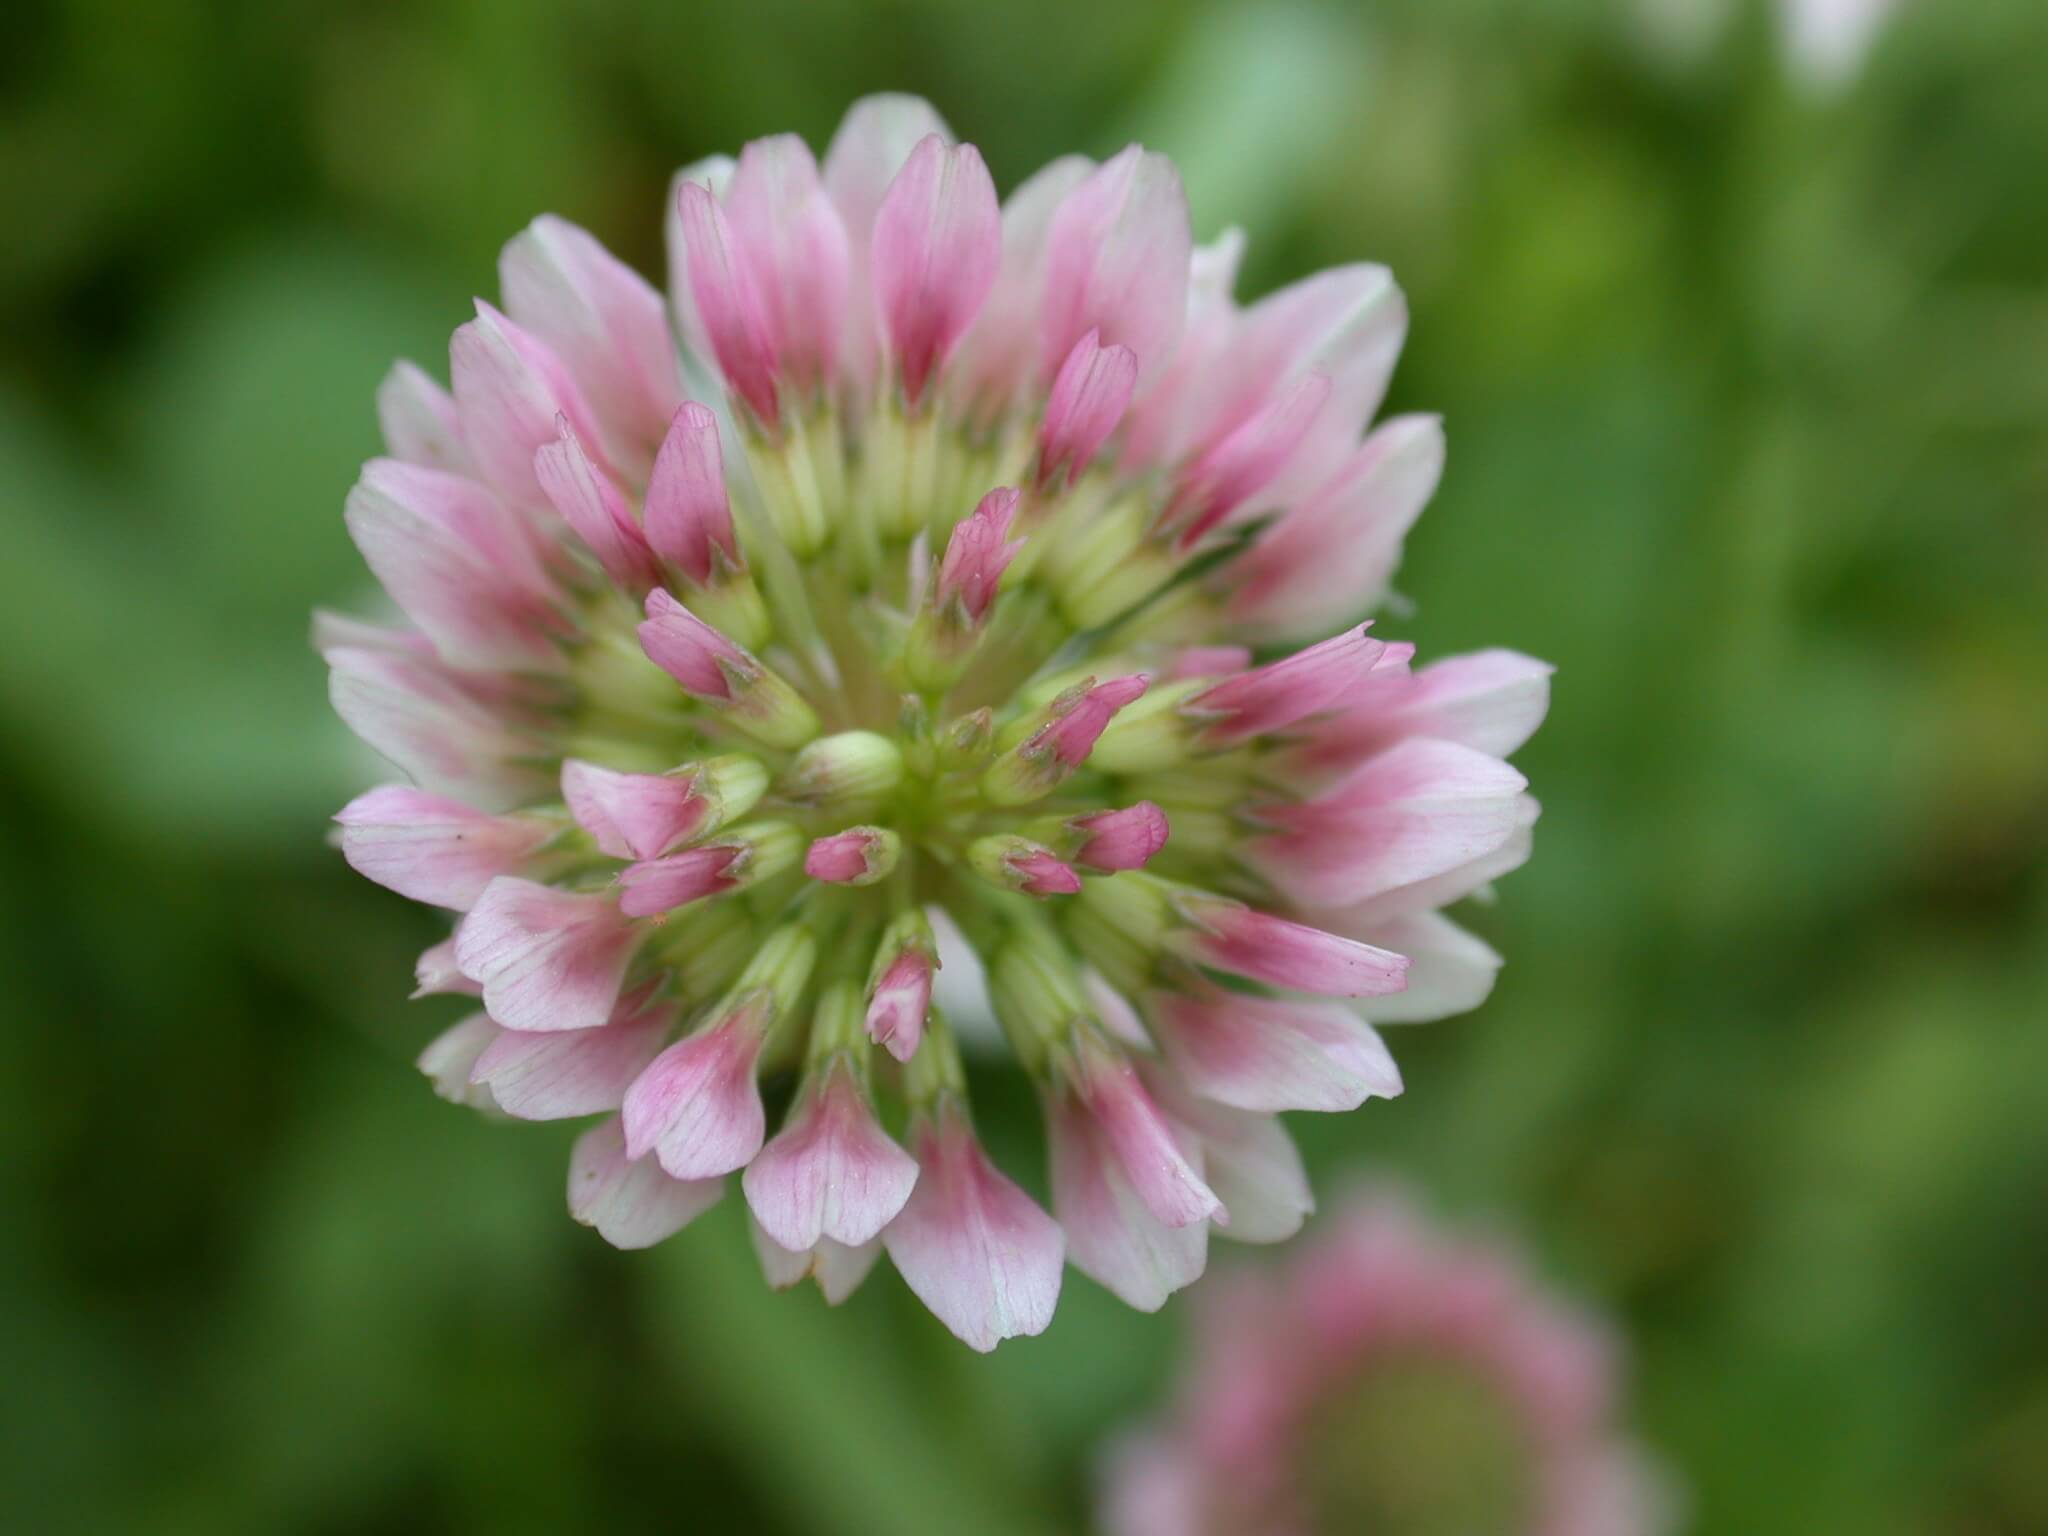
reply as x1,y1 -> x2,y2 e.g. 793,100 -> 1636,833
323,95 -> 1549,1350
1102,1191 -> 1668,1535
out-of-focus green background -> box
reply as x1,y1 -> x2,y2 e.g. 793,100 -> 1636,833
4,1 -> 2044,1531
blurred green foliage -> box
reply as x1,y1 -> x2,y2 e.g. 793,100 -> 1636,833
3,1 -> 2045,1532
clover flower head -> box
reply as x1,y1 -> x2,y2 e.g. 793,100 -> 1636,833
324,95 -> 1551,1349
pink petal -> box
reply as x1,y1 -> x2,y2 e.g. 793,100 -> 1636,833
804,828 -> 887,885
1071,802 -> 1170,873
1147,988 -> 1402,1114
642,402 -> 738,583
742,1060 -> 919,1251
1071,1036 -> 1224,1229
1168,899 -> 1409,999
335,785 -> 553,910
533,417 -> 663,593
568,1116 -> 724,1250
676,180 -> 780,422
934,487 -> 1023,624
1166,645 -> 1252,682
1338,794 -> 1541,927
872,134 -> 1001,404
325,644 -> 546,812
1187,624 -> 1385,746
560,758 -> 710,861
499,215 -> 680,464
748,1216 -> 883,1304
822,94 -> 956,396
1163,369 -> 1332,546
952,154 -> 1095,416
412,936 -> 480,998
471,985 -> 673,1119
1303,646 -> 1554,765
635,587 -> 744,698
417,1012 -> 501,1110
866,947 -> 933,1064
1040,146 -> 1192,383
1227,414 -> 1446,639
883,1100 -> 1064,1352
1143,1068 -> 1312,1244
664,155 -> 737,373
615,842 -> 745,918
449,299 -> 608,507
1040,674 -> 1151,768
723,134 -> 850,399
1315,909 -> 1503,1026
454,876 -> 642,1032
375,361 -> 470,472
1246,737 -> 1531,909
619,1006 -> 769,1179
1044,1084 -> 1208,1311
343,458 -> 560,670
1009,847 -> 1083,897
1118,229 -> 1245,473
1038,329 -> 1138,488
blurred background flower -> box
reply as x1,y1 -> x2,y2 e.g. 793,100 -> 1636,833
2,1 -> 2043,1532
1100,1185 -> 1670,1536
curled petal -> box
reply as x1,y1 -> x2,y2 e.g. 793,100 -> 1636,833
616,842 -> 746,918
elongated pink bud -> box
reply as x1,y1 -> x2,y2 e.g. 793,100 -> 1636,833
934,488 -> 1023,624
872,134 -> 1001,405
981,673 -> 1151,806
1070,802 -> 1169,873
1037,329 -> 1137,489
616,843 -> 746,918
803,826 -> 901,886
643,402 -> 739,582
636,588 -> 747,698
865,908 -> 936,1063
